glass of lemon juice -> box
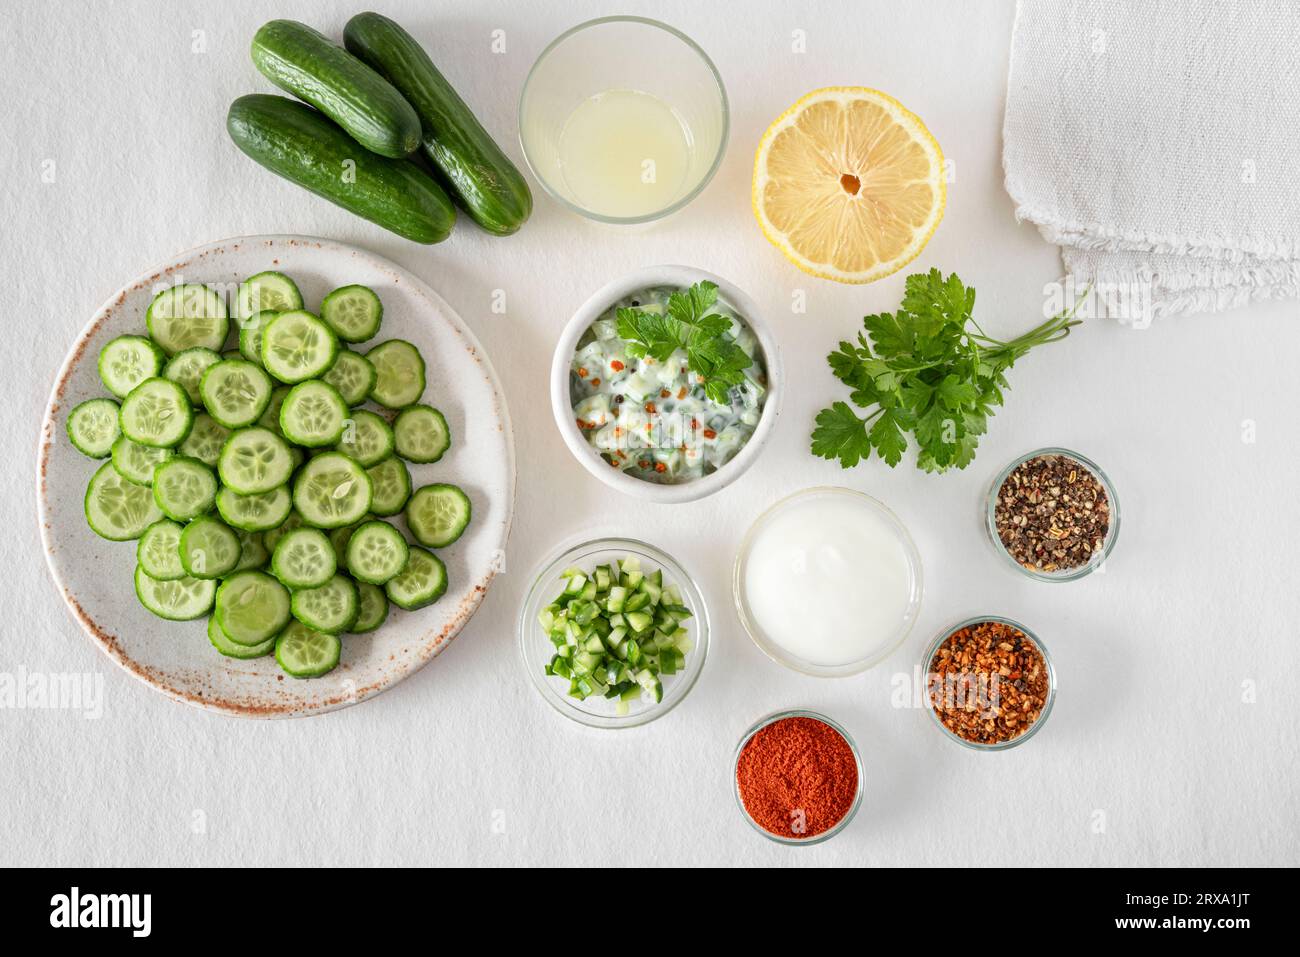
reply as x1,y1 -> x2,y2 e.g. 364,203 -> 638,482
519,17 -> 729,224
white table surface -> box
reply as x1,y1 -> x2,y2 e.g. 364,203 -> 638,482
3,0 -> 1297,867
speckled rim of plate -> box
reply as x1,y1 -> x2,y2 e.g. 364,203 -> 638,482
36,235 -> 516,718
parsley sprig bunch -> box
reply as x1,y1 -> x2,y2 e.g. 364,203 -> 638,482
616,281 -> 753,405
812,269 -> 1080,472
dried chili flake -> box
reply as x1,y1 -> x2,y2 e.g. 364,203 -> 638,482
927,621 -> 1050,745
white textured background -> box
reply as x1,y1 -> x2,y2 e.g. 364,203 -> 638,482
3,0 -> 1297,866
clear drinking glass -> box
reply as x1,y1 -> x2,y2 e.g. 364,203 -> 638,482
518,16 -> 729,224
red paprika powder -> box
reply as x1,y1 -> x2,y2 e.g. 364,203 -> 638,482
735,715 -> 858,839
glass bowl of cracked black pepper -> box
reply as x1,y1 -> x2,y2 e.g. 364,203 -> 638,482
924,617 -> 1057,751
986,447 -> 1119,582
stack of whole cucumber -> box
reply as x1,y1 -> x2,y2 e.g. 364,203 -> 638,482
228,14 -> 532,243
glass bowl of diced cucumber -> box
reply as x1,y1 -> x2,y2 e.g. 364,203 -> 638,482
518,537 -> 709,728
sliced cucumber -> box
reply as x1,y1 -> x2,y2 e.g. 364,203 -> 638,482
85,461 -> 163,540
275,620 -> 341,678
177,413 -> 230,467
346,520 -> 409,585
336,409 -> 394,466
291,573 -> 359,633
292,452 -> 372,528
351,581 -> 390,633
263,509 -> 307,553
200,359 -> 273,429
111,437 -> 172,484
215,485 -> 290,533
271,527 -> 337,588
236,271 -> 302,319
238,309 -> 279,366
258,384 -> 291,435
394,404 -> 450,463
207,614 -> 276,659
152,456 -> 218,521
218,426 -> 293,494
366,339 -> 425,408
134,565 -> 215,620
322,349 -> 376,405
179,515 -> 241,579
118,377 -> 193,448
365,456 -> 411,516
232,529 -> 270,571
67,398 -> 122,458
385,546 -> 446,610
98,335 -> 165,398
163,347 -> 221,405
328,515 -> 371,569
136,519 -> 185,580
215,570 -> 291,645
406,483 -> 471,548
145,283 -> 229,356
321,284 -> 383,342
261,310 -> 339,383
280,380 -> 347,447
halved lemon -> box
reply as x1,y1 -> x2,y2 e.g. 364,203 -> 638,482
752,87 -> 945,284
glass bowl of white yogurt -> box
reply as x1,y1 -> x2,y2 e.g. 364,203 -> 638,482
733,487 -> 923,677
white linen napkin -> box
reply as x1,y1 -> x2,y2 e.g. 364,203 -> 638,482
1003,0 -> 1300,321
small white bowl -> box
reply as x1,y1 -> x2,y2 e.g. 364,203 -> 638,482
550,265 -> 783,503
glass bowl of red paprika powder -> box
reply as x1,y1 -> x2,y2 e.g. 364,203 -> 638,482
733,709 -> 863,844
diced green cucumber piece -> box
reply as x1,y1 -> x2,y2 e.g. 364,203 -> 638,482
207,614 -> 276,659
260,310 -> 339,383
84,461 -> 163,540
134,565 -> 215,620
238,309 -> 279,367
405,483 -> 471,548
145,283 -> 229,356
393,404 -> 449,463
98,335 -> 166,399
236,271 -> 303,319
271,527 -> 337,588
118,377 -> 193,448
292,452 -> 372,528
321,284 -> 383,342
336,409 -> 394,466
365,456 -> 410,516
322,349 -> 377,405
218,426 -> 293,494
215,570 -> 291,645
345,520 -> 409,585
136,519 -> 185,580
365,339 -> 425,408
163,347 -> 221,405
351,581 -> 389,633
177,412 -> 229,467
178,515 -> 241,579
279,379 -> 347,447
215,484 -> 292,532
275,620 -> 341,678
67,398 -> 121,458
384,546 -> 446,610
152,456 -> 217,521
199,358 -> 273,429
290,573 -> 359,633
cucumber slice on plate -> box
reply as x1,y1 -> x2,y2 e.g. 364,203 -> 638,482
152,456 -> 218,521
291,573 -> 359,633
215,570 -> 291,645
393,404 -> 449,463
218,426 -> 293,494
336,408 -> 394,466
136,519 -> 185,580
271,527 -> 337,588
163,347 -> 221,405
328,516 -> 371,568
321,284 -> 383,342
85,461 -> 163,540
119,377 -> 193,448
236,270 -> 303,319
351,581 -> 389,633
322,349 -> 377,406
365,456 -> 410,516
145,283 -> 229,355
261,310 -> 339,383
275,620 -> 341,678
177,413 -> 230,467
179,514 -> 241,579
67,398 -> 122,458
385,546 -> 446,610
215,484 -> 292,532
111,437 -> 172,485
292,452 -> 372,528
346,520 -> 409,585
365,339 -> 425,408
238,309 -> 279,366
280,380 -> 347,447
207,614 -> 276,659
200,358 -> 273,428
98,335 -> 165,398
134,565 -> 215,620
232,529 -> 270,571
405,483 -> 471,548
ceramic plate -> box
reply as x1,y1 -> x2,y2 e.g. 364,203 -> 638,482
37,235 -> 515,717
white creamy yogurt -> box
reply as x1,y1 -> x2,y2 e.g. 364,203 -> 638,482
740,490 -> 918,670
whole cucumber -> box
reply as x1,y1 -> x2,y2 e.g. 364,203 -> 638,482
251,19 -> 422,159
343,12 -> 533,236
227,94 -> 456,244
